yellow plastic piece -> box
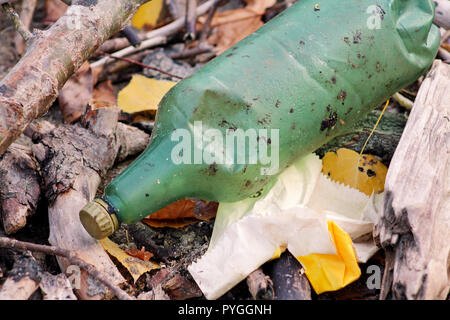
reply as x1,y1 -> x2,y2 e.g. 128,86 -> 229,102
297,221 -> 361,294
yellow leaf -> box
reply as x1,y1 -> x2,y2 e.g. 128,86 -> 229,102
297,221 -> 361,294
117,74 -> 176,113
321,148 -> 387,196
100,238 -> 159,283
132,0 -> 164,30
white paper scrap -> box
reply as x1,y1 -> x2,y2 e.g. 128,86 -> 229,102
188,153 -> 383,300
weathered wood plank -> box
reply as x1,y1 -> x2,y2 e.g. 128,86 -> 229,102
374,60 -> 450,300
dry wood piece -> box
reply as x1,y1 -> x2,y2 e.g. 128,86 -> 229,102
0,252 -> 41,300
27,105 -> 149,299
374,60 -> 450,300
163,273 -> 203,300
146,265 -> 202,300
0,143 -> 40,234
246,267 -> 274,300
115,122 -> 151,163
0,0 -> 148,156
269,252 -> 311,300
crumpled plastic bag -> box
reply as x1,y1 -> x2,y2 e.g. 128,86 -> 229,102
188,153 -> 383,299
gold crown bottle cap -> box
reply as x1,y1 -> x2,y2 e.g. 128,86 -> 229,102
79,199 -> 118,239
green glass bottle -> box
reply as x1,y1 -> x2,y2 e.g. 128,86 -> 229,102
80,0 -> 439,239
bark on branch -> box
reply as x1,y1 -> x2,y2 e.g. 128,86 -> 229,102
0,0 -> 148,156
0,143 -> 40,234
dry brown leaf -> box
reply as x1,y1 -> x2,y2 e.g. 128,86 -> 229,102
93,80 -> 117,104
202,0 -> 276,54
124,247 -> 153,261
58,61 -> 93,123
142,199 -> 218,228
442,43 -> 450,52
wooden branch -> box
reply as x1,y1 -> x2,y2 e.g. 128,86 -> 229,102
27,105 -> 149,299
269,252 -> 312,300
0,143 -> 40,234
374,60 -> 450,300
0,236 -> 133,300
246,267 -> 274,300
0,0 -> 148,156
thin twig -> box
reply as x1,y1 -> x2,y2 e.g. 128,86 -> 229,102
198,0 -> 220,45
393,92 -> 414,110
2,2 -> 32,41
440,29 -> 450,46
0,236 -> 135,300
92,0 -> 218,68
91,36 -> 167,68
184,0 -> 197,42
14,0 -> 37,54
98,51 -> 183,79
170,47 -> 212,59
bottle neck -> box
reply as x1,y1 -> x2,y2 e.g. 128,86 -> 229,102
102,134 -> 189,224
